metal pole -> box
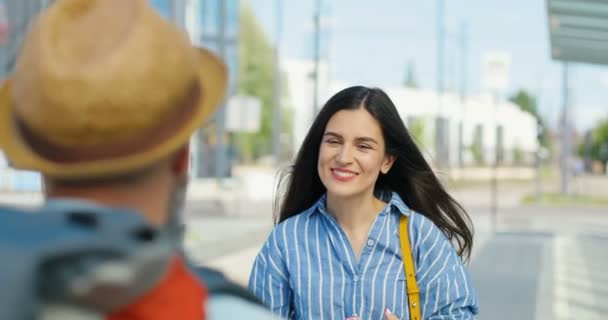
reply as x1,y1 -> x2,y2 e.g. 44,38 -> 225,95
312,0 -> 321,115
458,22 -> 467,168
560,63 -> 570,195
272,0 -> 282,167
435,0 -> 445,167
214,0 -> 228,178
490,91 -> 499,234
535,122 -> 542,201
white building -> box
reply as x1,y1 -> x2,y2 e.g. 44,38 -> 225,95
282,59 -> 332,152
283,59 -> 538,167
383,87 -> 539,167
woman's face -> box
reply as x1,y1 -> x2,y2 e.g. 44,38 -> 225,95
317,108 -> 395,199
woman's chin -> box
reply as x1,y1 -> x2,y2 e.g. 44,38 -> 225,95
325,186 -> 363,199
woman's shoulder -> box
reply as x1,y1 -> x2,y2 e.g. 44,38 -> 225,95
263,204 -> 320,256
273,206 -> 315,235
255,211 -> 312,267
386,192 -> 442,238
408,211 -> 446,239
274,199 -> 321,231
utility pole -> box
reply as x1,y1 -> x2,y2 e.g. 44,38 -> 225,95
272,0 -> 283,167
312,0 -> 321,115
435,0 -> 445,168
458,22 -> 467,168
490,91 -> 499,234
535,120 -> 543,201
214,0 -> 228,178
560,63 -> 570,195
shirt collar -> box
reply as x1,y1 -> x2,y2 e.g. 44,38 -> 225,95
307,190 -> 412,218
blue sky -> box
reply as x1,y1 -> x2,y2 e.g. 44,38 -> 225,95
248,0 -> 608,132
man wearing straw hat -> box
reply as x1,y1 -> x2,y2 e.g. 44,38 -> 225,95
0,0 -> 275,318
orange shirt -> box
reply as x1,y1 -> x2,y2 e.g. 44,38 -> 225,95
108,257 -> 207,320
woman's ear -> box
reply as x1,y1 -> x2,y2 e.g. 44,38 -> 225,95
381,154 -> 396,174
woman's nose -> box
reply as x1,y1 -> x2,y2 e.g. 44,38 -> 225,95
336,145 -> 354,165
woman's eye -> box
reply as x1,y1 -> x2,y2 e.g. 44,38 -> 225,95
325,139 -> 339,144
358,144 -> 371,149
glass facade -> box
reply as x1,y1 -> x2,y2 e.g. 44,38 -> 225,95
0,0 -> 240,191
0,0 -> 53,79
152,0 -> 239,178
0,0 -> 52,191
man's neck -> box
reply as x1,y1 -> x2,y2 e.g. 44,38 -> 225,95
45,187 -> 169,227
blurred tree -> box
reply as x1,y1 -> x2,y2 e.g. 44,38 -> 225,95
470,137 -> 485,166
589,118 -> 608,164
512,144 -> 524,166
509,89 -> 550,149
408,117 -> 426,146
236,4 -> 291,162
403,61 -> 418,88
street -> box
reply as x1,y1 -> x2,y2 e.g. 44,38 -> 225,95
1,177 -> 607,319
181,177 -> 608,320
469,207 -> 608,320
1,1 -> 607,319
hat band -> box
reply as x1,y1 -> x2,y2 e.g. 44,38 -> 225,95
15,81 -> 203,164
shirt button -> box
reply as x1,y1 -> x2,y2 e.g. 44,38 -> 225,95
367,239 -> 375,246
353,275 -> 359,282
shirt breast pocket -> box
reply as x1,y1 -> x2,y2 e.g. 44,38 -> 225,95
382,274 -> 409,320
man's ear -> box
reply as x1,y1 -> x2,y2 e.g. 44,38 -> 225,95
171,144 -> 190,177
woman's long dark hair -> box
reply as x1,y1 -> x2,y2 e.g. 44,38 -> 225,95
275,86 -> 474,260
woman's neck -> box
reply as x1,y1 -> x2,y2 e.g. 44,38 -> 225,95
326,191 -> 385,232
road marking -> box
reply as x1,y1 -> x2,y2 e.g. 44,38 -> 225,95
553,234 -> 602,320
553,235 -> 571,320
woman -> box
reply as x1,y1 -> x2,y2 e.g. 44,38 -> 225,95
249,86 -> 479,319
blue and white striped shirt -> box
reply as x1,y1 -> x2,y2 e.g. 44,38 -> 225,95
249,192 -> 479,320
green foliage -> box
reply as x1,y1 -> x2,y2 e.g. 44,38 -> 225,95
470,126 -> 485,165
589,118 -> 608,162
509,89 -> 550,149
470,142 -> 484,166
512,144 -> 524,166
235,4 -> 276,162
522,193 -> 608,207
509,90 -> 538,117
408,118 -> 426,146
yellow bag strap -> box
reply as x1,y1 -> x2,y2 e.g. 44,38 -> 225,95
399,214 -> 421,320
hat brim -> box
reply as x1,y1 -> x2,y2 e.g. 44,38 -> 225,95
0,47 -> 227,179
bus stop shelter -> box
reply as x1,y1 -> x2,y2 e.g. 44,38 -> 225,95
547,0 -> 608,194
548,0 -> 608,65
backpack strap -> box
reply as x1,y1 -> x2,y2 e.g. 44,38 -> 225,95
193,266 -> 265,307
399,214 -> 421,320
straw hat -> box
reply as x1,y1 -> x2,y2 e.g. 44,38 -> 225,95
0,0 -> 227,179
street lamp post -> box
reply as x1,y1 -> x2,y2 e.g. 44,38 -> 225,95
214,0 -> 228,178
436,0 -> 445,168
458,22 -> 468,168
272,0 -> 283,167
560,63 -> 570,195
481,51 -> 511,235
491,91 -> 499,234
312,0 -> 321,115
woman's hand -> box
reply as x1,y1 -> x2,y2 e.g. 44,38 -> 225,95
384,308 -> 400,320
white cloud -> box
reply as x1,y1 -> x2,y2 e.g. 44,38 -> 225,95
574,105 -> 608,131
